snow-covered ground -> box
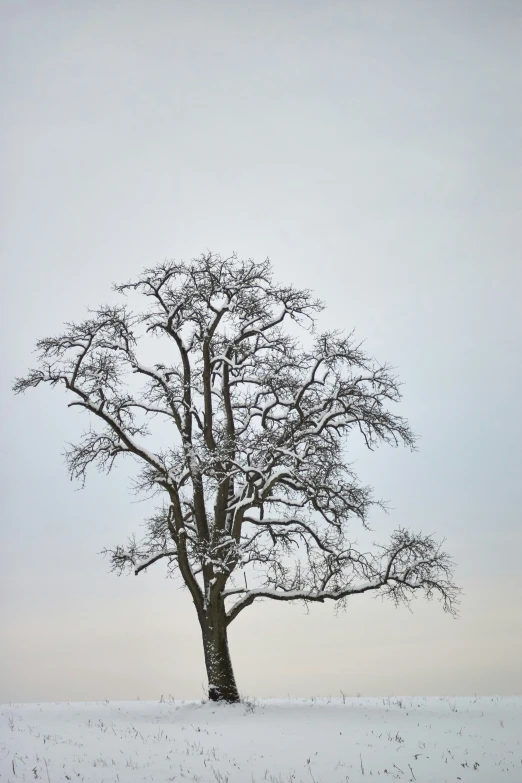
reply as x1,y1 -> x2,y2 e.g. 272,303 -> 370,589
1,696 -> 521,782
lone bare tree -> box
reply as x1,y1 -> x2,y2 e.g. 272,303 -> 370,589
14,253 -> 458,702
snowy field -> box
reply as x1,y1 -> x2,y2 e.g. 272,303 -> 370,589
1,697 -> 521,782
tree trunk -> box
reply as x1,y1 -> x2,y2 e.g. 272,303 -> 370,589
200,602 -> 240,703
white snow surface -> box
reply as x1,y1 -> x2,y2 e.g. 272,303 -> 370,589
1,696 -> 521,782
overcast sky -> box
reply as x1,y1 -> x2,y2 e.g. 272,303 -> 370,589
1,0 -> 521,703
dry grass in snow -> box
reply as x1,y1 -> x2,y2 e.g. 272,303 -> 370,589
1,696 -> 521,782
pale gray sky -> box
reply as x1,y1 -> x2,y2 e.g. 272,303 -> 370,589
1,0 -> 521,702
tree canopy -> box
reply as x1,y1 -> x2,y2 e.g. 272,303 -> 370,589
14,252 -> 458,701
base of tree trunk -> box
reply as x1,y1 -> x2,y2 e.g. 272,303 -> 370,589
201,611 -> 240,703
208,684 -> 240,703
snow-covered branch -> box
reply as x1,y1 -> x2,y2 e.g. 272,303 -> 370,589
225,528 -> 458,624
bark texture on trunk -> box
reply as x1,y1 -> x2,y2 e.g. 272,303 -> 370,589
200,603 -> 240,703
